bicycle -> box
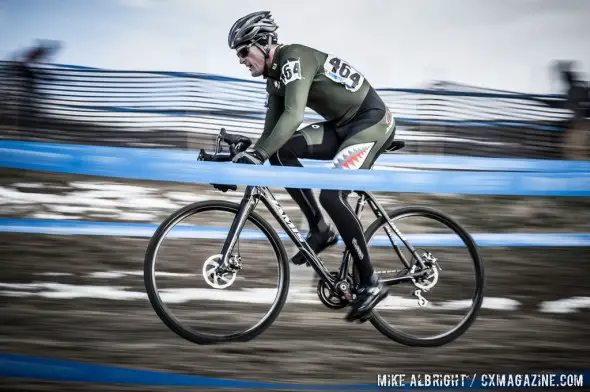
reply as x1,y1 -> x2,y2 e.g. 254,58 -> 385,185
144,128 -> 485,346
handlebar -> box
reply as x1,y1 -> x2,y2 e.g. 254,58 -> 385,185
197,128 -> 252,162
197,128 -> 253,192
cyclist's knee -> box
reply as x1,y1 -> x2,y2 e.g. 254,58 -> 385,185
268,152 -> 281,166
270,144 -> 300,167
319,189 -> 350,211
269,148 -> 288,166
318,189 -> 333,208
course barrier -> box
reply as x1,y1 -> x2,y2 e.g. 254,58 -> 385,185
4,139 -> 590,172
1,140 -> 589,196
0,352 -> 373,390
1,219 -> 588,247
0,61 -> 574,159
0,353 -> 588,390
1,61 -> 587,392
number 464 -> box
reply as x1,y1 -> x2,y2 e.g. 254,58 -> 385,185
327,57 -> 363,91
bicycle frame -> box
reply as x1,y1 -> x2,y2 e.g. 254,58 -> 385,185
218,183 -> 431,292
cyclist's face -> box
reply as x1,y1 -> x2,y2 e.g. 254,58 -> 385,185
237,44 -> 265,77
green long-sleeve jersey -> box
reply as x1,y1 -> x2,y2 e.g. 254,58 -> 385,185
254,43 -> 373,159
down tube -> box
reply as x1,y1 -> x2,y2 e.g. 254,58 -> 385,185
257,187 -> 307,246
258,188 -> 334,281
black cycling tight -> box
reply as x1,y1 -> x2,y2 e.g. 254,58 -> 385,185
268,128 -> 381,285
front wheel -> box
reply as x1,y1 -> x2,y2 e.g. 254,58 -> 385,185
362,206 -> 485,347
144,200 -> 290,345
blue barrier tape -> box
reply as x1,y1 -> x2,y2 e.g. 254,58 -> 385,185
1,219 -> 589,247
0,353 -> 373,390
368,154 -> 590,172
187,147 -> 589,173
0,353 -> 587,389
1,141 -> 589,196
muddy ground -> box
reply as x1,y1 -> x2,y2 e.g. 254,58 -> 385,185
0,168 -> 589,392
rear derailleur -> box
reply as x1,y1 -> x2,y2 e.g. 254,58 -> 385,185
410,251 -> 442,307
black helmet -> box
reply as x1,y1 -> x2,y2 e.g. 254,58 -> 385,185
228,11 -> 278,50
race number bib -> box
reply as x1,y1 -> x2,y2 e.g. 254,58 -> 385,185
281,58 -> 302,85
323,55 -> 365,92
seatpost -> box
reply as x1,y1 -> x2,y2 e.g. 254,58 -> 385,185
355,192 -> 366,219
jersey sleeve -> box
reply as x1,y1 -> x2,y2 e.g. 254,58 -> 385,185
255,93 -> 285,151
254,47 -> 319,160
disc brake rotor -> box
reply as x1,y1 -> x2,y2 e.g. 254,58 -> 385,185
202,254 -> 237,289
410,252 -> 440,292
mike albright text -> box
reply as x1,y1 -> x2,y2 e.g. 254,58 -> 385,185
376,372 -> 586,389
377,373 -> 470,388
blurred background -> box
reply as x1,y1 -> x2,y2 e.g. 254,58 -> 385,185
1,0 -> 589,391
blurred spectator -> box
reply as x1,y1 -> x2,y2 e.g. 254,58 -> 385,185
533,61 -> 590,160
6,40 -> 62,125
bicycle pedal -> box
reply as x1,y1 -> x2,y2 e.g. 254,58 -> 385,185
358,312 -> 373,323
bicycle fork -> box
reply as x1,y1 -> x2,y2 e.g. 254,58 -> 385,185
218,186 -> 258,268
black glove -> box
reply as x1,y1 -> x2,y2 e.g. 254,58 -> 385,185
211,150 -> 264,192
232,149 -> 266,165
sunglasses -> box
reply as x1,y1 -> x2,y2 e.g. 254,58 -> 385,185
236,42 -> 255,59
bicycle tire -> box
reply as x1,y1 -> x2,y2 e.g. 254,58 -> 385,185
144,200 -> 290,345
362,206 -> 485,347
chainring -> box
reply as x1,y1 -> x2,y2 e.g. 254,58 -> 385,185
316,272 -> 352,310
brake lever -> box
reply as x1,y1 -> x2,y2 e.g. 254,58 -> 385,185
230,142 -> 244,156
198,149 -> 212,161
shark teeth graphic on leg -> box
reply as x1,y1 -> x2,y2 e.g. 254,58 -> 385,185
332,142 -> 375,170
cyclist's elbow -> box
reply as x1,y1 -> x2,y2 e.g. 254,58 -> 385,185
283,106 -> 305,126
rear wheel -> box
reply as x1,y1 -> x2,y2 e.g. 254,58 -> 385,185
360,206 -> 485,347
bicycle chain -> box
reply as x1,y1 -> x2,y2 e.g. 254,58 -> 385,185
376,268 -> 408,276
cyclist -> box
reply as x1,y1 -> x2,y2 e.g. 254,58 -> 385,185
227,11 -> 396,322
